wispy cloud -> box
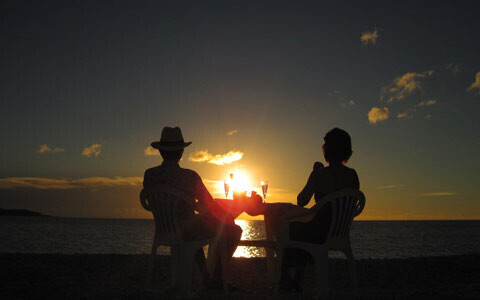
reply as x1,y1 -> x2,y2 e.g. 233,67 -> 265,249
189,150 -> 244,165
81,144 -> 102,157
360,28 -> 379,45
37,144 -> 65,154
144,146 -> 159,156
381,70 -> 434,103
368,107 -> 389,124
376,184 -> 405,190
227,129 -> 238,136
421,192 -> 457,196
397,112 -> 409,119
446,63 -> 460,74
467,71 -> 480,94
425,114 -> 432,119
0,177 -> 142,190
417,99 -> 437,107
37,144 -> 51,153
330,90 -> 356,108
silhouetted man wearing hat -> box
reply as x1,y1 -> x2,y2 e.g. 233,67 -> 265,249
143,127 -> 242,288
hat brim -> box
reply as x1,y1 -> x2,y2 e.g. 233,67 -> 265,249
151,141 -> 192,150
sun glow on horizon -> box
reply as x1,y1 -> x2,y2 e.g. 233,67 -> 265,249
211,170 -> 264,198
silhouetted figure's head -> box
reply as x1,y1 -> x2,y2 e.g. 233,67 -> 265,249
322,128 -> 352,164
151,127 -> 191,163
160,149 -> 183,162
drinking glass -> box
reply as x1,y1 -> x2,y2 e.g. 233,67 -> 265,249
261,181 -> 268,201
224,181 -> 230,198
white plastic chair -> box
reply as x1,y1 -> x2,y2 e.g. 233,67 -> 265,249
140,185 -> 228,296
274,188 -> 366,297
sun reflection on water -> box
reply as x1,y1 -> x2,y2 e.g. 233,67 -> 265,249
233,220 -> 266,258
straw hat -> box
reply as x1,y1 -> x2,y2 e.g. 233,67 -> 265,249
151,127 -> 192,150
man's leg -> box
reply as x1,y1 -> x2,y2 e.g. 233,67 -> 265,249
194,248 -> 211,285
211,223 -> 242,285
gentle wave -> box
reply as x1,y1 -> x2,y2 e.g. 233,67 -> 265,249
0,217 -> 479,259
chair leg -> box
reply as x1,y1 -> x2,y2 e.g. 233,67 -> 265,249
266,247 -> 276,283
274,246 -> 285,294
219,240 -> 230,293
345,247 -> 358,291
170,246 -> 179,288
312,248 -> 328,299
206,242 -> 219,277
149,241 -> 158,282
177,246 -> 194,297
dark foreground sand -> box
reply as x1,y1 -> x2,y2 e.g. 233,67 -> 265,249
1,254 -> 479,299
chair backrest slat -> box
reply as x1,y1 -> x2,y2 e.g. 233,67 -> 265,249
313,189 -> 365,244
140,185 -> 193,243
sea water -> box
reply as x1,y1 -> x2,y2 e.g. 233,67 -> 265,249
0,217 -> 479,259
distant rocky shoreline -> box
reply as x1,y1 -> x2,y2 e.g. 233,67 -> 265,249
0,209 -> 46,217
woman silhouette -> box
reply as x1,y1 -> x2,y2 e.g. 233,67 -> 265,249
280,127 -> 360,292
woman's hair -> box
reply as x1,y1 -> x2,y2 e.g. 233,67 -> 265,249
323,128 -> 352,163
160,149 -> 184,162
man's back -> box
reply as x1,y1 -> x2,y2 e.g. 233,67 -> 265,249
143,160 -> 202,219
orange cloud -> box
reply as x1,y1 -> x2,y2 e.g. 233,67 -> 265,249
227,129 -> 238,136
144,146 -> 159,156
421,192 -> 457,196
81,144 -> 102,157
382,70 -> 434,103
360,28 -> 379,45
37,144 -> 65,154
189,150 -> 244,165
417,99 -> 436,107
467,72 -> 480,94
368,107 -> 389,124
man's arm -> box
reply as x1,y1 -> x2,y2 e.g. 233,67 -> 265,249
194,175 -> 217,215
194,174 -> 235,223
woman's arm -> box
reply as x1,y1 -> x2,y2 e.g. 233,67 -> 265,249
297,162 -> 323,207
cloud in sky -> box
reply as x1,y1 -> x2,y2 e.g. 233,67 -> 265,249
189,150 -> 243,165
37,144 -> 65,154
81,144 -> 102,157
417,99 -> 437,107
446,63 -> 460,74
381,70 -> 434,103
360,28 -> 379,45
467,71 -> 480,94
329,90 -> 356,108
144,146 -> 159,156
340,99 -> 356,108
397,112 -> 408,119
227,129 -> 238,136
376,185 -> 396,189
421,192 -> 457,196
368,107 -> 389,124
0,177 -> 142,190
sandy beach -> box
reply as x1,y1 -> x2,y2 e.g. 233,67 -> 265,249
1,253 -> 479,299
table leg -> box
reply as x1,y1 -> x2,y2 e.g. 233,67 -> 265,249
264,214 -> 276,283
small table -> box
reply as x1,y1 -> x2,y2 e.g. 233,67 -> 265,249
214,199 -> 309,283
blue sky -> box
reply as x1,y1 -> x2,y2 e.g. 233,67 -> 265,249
1,1 -> 479,219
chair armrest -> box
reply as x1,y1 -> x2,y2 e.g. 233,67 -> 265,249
139,189 -> 152,211
282,206 -> 318,222
352,191 -> 366,217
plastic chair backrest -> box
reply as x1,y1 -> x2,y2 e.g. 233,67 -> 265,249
140,185 -> 192,243
313,188 -> 365,245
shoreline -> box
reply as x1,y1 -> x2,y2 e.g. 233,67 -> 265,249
1,253 -> 479,299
